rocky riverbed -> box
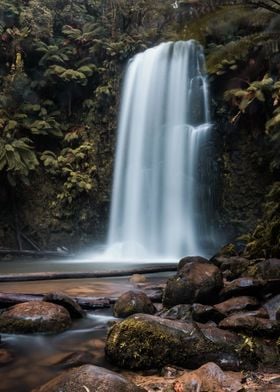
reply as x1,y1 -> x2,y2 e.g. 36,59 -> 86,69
0,255 -> 279,391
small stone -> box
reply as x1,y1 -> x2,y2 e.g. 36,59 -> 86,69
129,274 -> 147,284
43,292 -> 85,319
113,290 -> 156,318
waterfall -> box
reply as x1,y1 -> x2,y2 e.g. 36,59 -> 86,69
107,40 -> 217,259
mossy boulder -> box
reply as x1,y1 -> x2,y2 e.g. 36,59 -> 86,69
0,301 -> 71,334
163,262 -> 223,307
113,290 -> 156,318
32,364 -> 144,392
105,314 -> 243,370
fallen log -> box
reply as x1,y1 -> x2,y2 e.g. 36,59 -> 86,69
0,249 -> 73,258
0,264 -> 177,282
0,286 -> 164,310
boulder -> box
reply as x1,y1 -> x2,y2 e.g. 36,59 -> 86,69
32,364 -> 144,392
0,301 -> 71,334
163,262 -> 223,307
105,314 -> 243,371
214,296 -> 259,315
43,292 -> 85,319
178,256 -> 209,270
219,314 -> 280,337
113,290 -> 156,318
220,278 -> 264,300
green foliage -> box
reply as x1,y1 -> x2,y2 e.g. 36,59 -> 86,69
41,131 -> 96,206
0,136 -> 39,186
224,75 -> 274,121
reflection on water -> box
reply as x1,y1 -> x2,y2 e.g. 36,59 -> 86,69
0,311 -> 114,392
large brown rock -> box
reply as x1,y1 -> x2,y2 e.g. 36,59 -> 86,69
105,314 -> 243,371
0,301 -> 71,334
32,364 -> 144,392
113,290 -> 156,318
163,262 -> 223,307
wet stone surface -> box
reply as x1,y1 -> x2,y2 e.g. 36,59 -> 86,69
0,301 -> 72,334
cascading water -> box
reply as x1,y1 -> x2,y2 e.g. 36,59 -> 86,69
107,40 -> 217,260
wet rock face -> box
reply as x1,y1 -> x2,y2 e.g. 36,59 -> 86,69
219,314 -> 280,337
43,292 -> 85,319
163,261 -> 223,307
105,314 -> 242,371
220,278 -> 264,300
214,296 -> 260,315
0,301 -> 71,334
32,364 -> 144,392
113,290 -> 156,318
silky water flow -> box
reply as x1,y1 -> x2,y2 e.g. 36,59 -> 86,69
107,40 -> 218,260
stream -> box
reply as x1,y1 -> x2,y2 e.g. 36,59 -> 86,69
0,260 -> 171,392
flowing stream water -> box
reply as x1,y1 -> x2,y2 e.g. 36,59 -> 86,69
107,40 -> 217,260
